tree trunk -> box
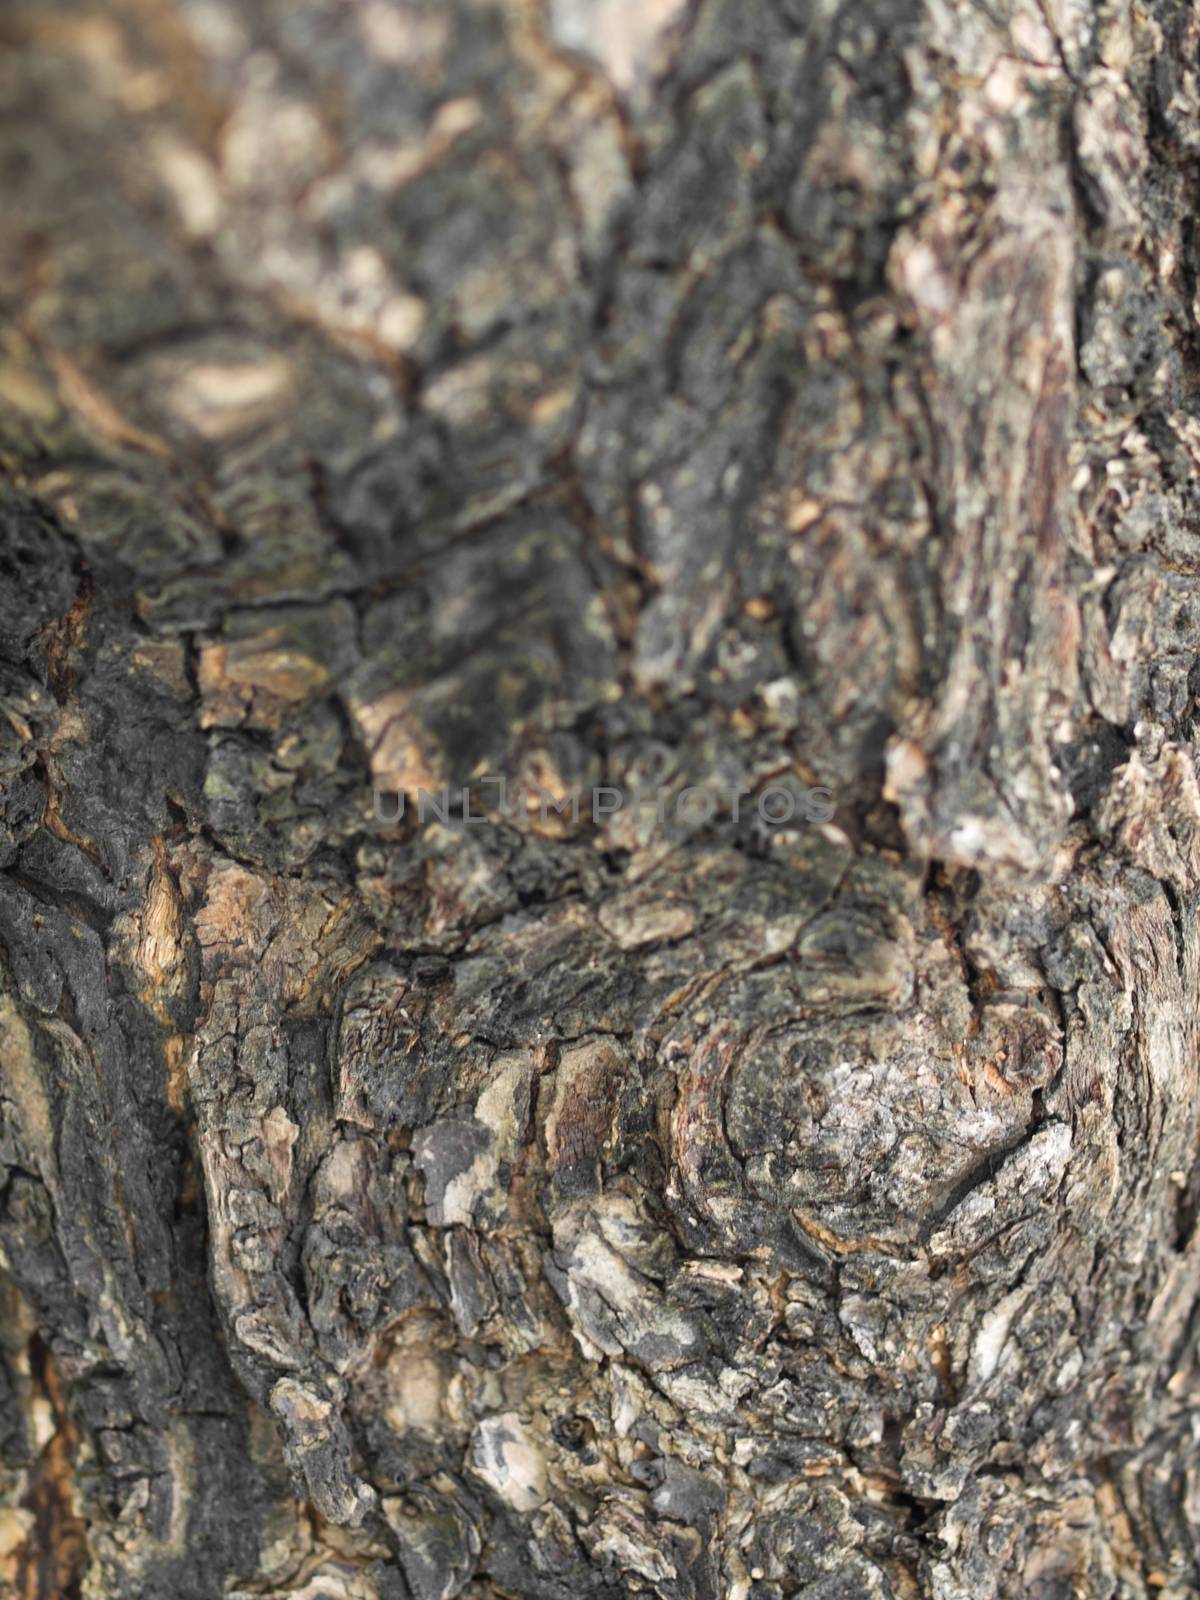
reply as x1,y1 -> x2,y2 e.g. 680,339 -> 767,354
2,0 -> 1200,1596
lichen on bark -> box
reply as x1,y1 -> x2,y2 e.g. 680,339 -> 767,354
4,0 -> 1200,1597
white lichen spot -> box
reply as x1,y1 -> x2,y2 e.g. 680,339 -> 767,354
548,0 -> 689,98
471,1413 -> 547,1511
167,357 -> 292,439
152,137 -> 223,238
971,1286 -> 1032,1384
378,294 -> 428,352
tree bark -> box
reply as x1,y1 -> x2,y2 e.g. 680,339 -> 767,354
3,0 -> 1200,1596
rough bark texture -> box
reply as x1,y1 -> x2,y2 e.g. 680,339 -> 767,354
3,0 -> 1200,1596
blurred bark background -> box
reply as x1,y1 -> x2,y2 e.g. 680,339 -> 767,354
3,0 -> 1200,1596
